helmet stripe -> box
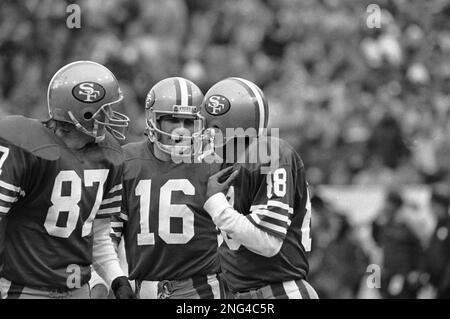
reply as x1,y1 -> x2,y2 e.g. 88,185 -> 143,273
228,78 -> 259,134
229,78 -> 266,136
257,85 -> 269,129
186,81 -> 193,106
173,78 -> 181,106
47,61 -> 84,117
47,61 -> 112,117
238,78 -> 266,136
177,77 -> 189,106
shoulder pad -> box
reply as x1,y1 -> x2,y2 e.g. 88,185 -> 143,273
241,135 -> 303,171
122,140 -> 151,161
0,116 -> 61,160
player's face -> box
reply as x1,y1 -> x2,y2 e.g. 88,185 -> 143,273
54,121 -> 95,150
159,116 -> 195,147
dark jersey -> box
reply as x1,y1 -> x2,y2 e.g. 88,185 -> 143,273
0,116 -> 124,289
219,136 -> 311,292
112,140 -> 220,281
0,216 -> 6,273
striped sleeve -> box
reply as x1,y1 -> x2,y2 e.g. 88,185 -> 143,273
96,183 -> 122,218
96,162 -> 124,219
96,183 -> 122,219
246,165 -> 295,240
0,141 -> 26,217
0,180 -> 22,217
110,194 -> 128,244
110,212 -> 126,244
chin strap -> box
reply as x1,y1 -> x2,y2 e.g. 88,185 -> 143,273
68,111 -> 105,142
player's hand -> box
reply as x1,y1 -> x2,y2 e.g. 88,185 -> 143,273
111,276 -> 136,299
207,166 -> 239,198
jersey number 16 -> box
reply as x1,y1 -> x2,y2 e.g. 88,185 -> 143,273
135,179 -> 195,246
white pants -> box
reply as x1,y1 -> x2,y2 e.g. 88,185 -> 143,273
0,277 -> 91,299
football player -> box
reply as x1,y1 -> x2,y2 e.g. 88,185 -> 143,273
111,77 -> 222,299
0,61 -> 134,299
200,78 -> 318,299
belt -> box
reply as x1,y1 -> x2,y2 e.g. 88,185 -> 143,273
135,278 -> 186,299
25,284 -> 86,294
136,274 -> 218,299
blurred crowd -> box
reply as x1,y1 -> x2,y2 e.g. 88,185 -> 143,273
1,0 -> 450,186
310,183 -> 450,299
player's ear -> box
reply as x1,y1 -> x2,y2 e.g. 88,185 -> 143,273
54,120 -> 77,133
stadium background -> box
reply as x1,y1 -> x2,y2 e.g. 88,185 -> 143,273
1,0 -> 450,298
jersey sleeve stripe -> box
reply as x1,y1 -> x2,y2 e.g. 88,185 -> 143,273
250,204 -> 268,211
255,213 -> 290,230
0,206 -> 10,214
0,180 -> 21,193
250,202 -> 293,215
247,214 -> 287,238
251,205 -> 291,218
0,193 -> 18,203
267,200 -> 293,214
98,203 -> 121,211
111,215 -> 125,238
253,209 -> 292,224
97,207 -> 121,215
100,195 -> 122,206
109,184 -> 123,194
0,199 -> 13,213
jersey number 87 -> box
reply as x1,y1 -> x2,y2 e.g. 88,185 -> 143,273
0,146 -> 10,176
44,169 -> 109,238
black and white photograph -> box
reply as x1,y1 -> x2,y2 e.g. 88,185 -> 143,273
0,0 -> 450,307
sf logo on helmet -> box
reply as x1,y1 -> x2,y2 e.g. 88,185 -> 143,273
72,82 -> 106,103
206,95 -> 231,116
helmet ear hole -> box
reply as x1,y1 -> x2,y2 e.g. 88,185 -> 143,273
83,111 -> 93,120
